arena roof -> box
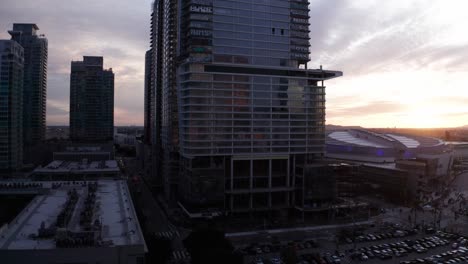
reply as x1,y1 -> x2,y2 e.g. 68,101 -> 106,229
326,129 -> 447,163
327,129 -> 444,149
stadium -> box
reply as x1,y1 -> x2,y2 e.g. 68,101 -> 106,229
326,129 -> 449,164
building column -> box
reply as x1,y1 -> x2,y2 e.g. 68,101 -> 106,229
249,160 -> 253,210
268,159 -> 272,208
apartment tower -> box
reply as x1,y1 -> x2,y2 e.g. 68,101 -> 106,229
69,56 -> 114,142
0,40 -> 24,173
8,24 -> 47,146
147,0 -> 342,215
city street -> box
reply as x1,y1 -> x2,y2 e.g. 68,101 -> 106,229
120,157 -> 191,263
121,154 -> 468,264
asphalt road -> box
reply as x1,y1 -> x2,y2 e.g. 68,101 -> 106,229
120,157 -> 190,263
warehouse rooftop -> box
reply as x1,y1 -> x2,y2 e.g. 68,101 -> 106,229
0,180 -> 145,250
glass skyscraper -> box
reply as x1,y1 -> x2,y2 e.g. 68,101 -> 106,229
8,24 -> 48,146
0,40 -> 24,173
69,56 -> 114,142
147,0 -> 342,215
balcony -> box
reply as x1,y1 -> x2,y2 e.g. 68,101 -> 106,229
291,52 -> 309,60
290,31 -> 310,39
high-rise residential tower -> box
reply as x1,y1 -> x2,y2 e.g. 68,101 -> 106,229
147,0 -> 342,215
144,49 -> 152,144
69,56 -> 114,142
143,1 -> 164,190
0,40 -> 24,173
8,24 -> 47,146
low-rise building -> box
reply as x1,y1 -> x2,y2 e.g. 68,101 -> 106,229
32,160 -> 120,180
53,145 -> 113,162
0,180 -> 146,264
359,163 -> 415,205
326,129 -> 454,204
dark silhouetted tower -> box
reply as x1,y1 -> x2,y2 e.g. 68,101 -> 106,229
8,24 -> 47,147
69,56 -> 114,142
146,0 -> 342,214
0,40 -> 24,173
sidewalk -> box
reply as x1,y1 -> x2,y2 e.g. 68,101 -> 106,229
226,220 -> 373,238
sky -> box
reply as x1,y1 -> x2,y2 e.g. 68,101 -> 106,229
1,0 -> 467,128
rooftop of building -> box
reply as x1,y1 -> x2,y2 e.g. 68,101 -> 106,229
0,180 -> 145,250
71,56 -> 105,68
34,160 -> 119,174
327,129 -> 445,149
447,141 -> 468,147
396,159 -> 427,167
13,23 -> 39,30
361,162 -> 402,171
64,146 -> 104,152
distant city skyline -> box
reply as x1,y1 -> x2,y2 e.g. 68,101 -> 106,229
1,0 -> 468,128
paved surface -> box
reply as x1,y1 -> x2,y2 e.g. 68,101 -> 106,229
242,172 -> 468,264
120,157 -> 190,263
122,156 -> 468,264
371,172 -> 468,232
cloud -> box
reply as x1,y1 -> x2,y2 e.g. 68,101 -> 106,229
1,0 -> 468,128
47,105 -> 68,115
0,0 -> 152,126
46,99 -> 69,125
327,101 -> 409,117
310,0 -> 468,127
114,107 -> 143,126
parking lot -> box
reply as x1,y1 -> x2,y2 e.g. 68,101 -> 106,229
229,172 -> 468,264
238,227 -> 468,264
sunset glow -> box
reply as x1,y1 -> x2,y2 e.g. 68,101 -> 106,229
1,0 -> 467,128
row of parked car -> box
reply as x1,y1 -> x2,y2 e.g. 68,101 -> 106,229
352,229 -> 417,243
352,235 -> 450,261
242,240 -> 319,256
400,247 -> 468,264
251,256 -> 283,264
297,253 -> 343,264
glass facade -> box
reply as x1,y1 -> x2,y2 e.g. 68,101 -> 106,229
148,0 -> 342,213
69,56 -> 114,142
0,40 -> 24,173
8,24 -> 47,146
179,74 -> 326,156
177,0 -> 336,158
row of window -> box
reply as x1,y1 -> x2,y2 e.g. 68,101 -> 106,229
182,95 -> 325,102
181,74 -> 317,85
213,8 -> 289,19
181,132 -> 324,138
213,20 -> 289,31
181,130 -> 324,135
180,77 -> 318,87
213,0 -> 290,9
213,38 -> 290,50
181,89 -> 324,97
213,30 -> 289,43
183,141 -> 324,147
182,147 -> 323,155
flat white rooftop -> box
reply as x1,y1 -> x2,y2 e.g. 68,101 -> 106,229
328,131 -> 389,148
327,129 -> 445,149
362,162 -> 402,171
34,160 -> 119,173
0,180 -> 144,250
386,134 -> 420,148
